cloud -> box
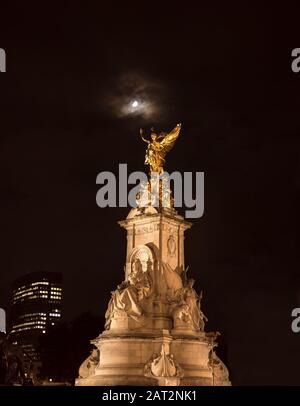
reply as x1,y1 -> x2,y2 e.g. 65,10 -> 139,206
103,72 -> 165,120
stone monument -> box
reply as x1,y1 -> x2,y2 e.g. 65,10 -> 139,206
76,124 -> 231,386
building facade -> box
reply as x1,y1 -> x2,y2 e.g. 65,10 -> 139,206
9,272 -> 63,362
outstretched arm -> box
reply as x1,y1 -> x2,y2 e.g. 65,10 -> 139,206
140,128 -> 149,143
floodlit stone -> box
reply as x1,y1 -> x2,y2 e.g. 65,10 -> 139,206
76,202 -> 231,386
77,128 -> 230,386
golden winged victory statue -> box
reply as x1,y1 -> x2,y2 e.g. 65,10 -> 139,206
140,123 -> 181,174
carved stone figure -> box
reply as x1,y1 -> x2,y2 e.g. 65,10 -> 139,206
172,303 -> 192,329
172,279 -> 207,331
78,348 -> 100,379
209,350 -> 231,386
105,258 -> 152,330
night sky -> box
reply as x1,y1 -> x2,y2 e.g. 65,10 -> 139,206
1,2 -> 300,385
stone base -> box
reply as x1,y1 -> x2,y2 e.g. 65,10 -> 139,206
75,329 -> 230,386
76,374 -> 156,386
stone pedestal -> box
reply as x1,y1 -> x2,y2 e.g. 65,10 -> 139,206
76,329 -> 218,386
76,205 -> 231,386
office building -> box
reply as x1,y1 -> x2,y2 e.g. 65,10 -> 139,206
9,271 -> 63,361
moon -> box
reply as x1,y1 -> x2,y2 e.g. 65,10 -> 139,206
105,73 -> 164,120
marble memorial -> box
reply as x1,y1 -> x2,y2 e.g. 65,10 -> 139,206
76,124 -> 231,386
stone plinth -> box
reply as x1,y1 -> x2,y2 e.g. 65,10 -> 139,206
76,204 -> 231,386
76,329 -> 217,386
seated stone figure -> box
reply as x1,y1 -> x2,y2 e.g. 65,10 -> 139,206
105,259 -> 152,330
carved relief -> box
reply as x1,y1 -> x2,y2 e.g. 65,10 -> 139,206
209,351 -> 231,386
78,348 -> 100,379
161,223 -> 178,234
135,224 -> 160,235
167,235 -> 176,257
171,278 -> 208,331
172,303 -> 192,329
144,342 -> 182,378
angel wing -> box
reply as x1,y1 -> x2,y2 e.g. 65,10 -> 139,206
160,123 -> 181,153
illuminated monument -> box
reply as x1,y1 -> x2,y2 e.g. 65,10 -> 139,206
76,124 -> 230,386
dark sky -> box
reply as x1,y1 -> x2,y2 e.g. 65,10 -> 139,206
1,1 -> 300,385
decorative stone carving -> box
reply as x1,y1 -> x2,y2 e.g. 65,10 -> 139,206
172,303 -> 192,329
136,180 -> 151,208
162,262 -> 183,301
144,342 -> 182,379
171,279 -> 207,331
209,351 -> 231,386
162,224 -> 176,233
126,206 -> 158,220
78,348 -> 100,379
135,224 -> 160,235
167,235 -> 176,257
